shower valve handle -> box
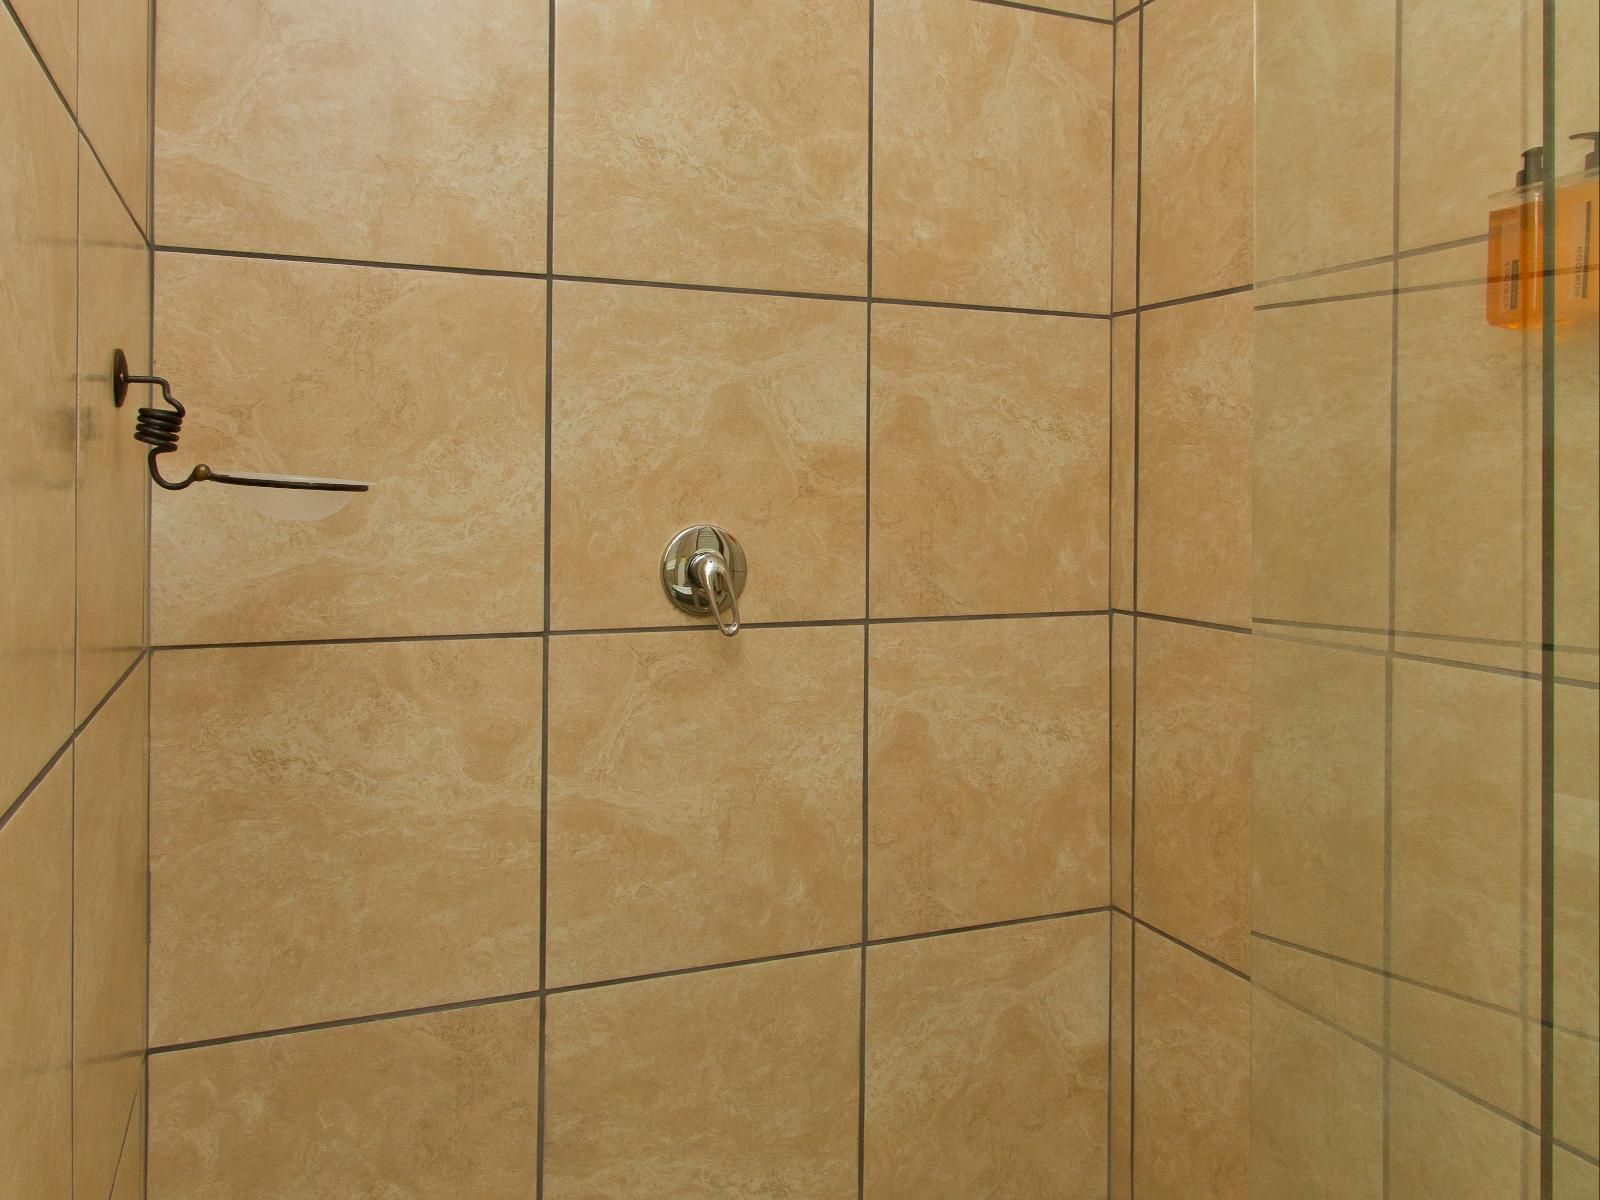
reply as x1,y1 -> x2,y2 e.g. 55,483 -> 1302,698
660,525 -> 749,637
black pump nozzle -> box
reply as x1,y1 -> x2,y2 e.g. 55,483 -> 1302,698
1516,146 -> 1545,188
1573,132 -> 1600,173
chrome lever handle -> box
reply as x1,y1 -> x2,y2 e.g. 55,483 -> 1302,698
660,525 -> 749,636
690,551 -> 740,637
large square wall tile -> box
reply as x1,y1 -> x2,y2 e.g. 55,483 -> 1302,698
549,282 -> 865,630
546,626 -> 862,986
874,0 -> 1112,312
151,638 -> 542,1045
554,0 -> 868,295
868,616 -> 1108,938
155,0 -> 548,269
149,1002 -> 540,1200
869,304 -> 1107,618
152,253 -> 545,645
865,915 -> 1110,1200
544,953 -> 860,1200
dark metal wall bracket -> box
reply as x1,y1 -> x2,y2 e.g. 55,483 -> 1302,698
111,348 -> 370,498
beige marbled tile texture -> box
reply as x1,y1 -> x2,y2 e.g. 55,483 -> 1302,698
79,0 -> 151,228
545,627 -> 862,986
870,304 -> 1108,617
152,252 -> 546,645
116,0 -> 1305,1196
1136,292 -> 1254,628
1135,618 -> 1253,973
1110,318 -> 1136,610
3,4 -> 155,1198
865,916 -> 1110,1200
1110,913 -> 1134,1200
1254,0 -> 1395,283
1253,636 -> 1387,968
77,146 -> 150,720
0,757 -> 74,1200
555,0 -> 868,294
150,639 -> 542,1045
544,953 -> 860,1200
7,0 -> 74,105
148,1002 -> 541,1200
874,0 -> 1112,312
549,282 -> 865,630
1133,927 -> 1251,1200
1,17 -> 77,807
73,667 -> 150,1200
1252,988 -> 1383,1200
1253,282 -> 1392,631
1139,0 -> 1254,304
867,616 -> 1109,937
154,0 -> 548,269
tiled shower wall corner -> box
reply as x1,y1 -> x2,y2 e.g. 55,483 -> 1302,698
141,1 -> 1132,1196
1,0 -> 154,1197
1107,0 -> 1257,1198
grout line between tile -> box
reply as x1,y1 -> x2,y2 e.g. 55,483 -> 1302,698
1,0 -> 150,248
859,4 -> 874,1195
1111,280 -> 1252,318
973,0 -> 1115,25
871,294 -> 1109,320
149,610 -> 1114,654
1255,614 -> 1600,655
154,242 -> 546,280
1131,917 -> 1250,984
1253,929 -> 1600,1044
1382,2 -> 1404,1189
536,3 -> 555,1197
148,989 -> 546,1057
1250,233 -> 1492,294
553,270 -> 864,305
149,243 -> 1111,321
144,907 -> 1116,1057
101,1088 -> 140,1200
1253,979 -> 1600,1172
1104,12 -> 1119,1192
1113,608 -> 1252,636
1127,10 -> 1143,1192
1254,626 -> 1600,689
0,650 -> 148,836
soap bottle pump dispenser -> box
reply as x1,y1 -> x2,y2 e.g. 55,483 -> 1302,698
1487,147 -> 1545,330
1555,132 -> 1598,326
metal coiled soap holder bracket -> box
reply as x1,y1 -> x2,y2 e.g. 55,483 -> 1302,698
112,348 -> 371,510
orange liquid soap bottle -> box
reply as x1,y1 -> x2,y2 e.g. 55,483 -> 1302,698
1554,132 -> 1598,328
1487,147 -> 1545,330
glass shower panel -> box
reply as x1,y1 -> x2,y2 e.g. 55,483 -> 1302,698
1252,0 -> 1599,1196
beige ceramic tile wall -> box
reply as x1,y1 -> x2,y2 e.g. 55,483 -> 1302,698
865,916 -> 1110,1200
2,1 -> 153,1197
1132,926 -> 1251,1200
544,953 -> 861,1199
1248,0 -> 1600,1189
146,1 -> 1117,1196
1109,0 -> 1257,1194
